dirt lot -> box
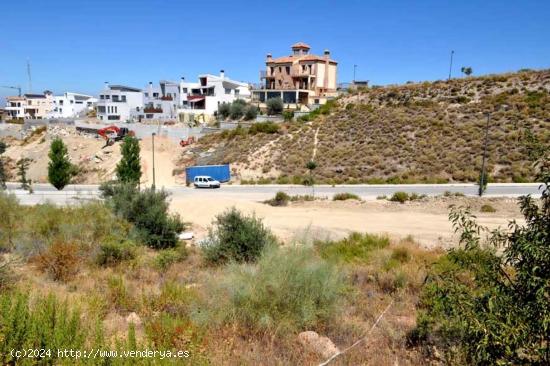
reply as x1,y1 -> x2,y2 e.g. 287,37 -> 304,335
171,195 -> 524,248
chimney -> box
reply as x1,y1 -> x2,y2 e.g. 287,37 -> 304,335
220,70 -> 225,79
267,53 -> 272,62
148,81 -> 153,98
104,81 -> 109,90
324,49 -> 330,58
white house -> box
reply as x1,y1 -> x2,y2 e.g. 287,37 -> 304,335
142,80 -> 180,120
47,92 -> 96,118
95,83 -> 143,122
178,70 -> 251,118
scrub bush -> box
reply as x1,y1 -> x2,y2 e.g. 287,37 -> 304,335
202,208 -> 276,264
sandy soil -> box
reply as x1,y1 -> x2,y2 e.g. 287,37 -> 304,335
170,195 -> 524,248
3,128 -> 180,186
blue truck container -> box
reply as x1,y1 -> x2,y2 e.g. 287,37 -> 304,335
185,164 -> 231,184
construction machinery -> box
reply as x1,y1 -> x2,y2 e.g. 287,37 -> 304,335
180,136 -> 196,147
1,85 -> 22,97
98,125 -> 134,147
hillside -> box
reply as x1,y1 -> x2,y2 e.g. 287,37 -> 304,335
183,69 -> 550,184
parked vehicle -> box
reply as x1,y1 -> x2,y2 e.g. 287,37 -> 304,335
185,164 -> 230,185
194,175 -> 220,188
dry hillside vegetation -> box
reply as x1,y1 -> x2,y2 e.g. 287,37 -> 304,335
187,69 -> 549,183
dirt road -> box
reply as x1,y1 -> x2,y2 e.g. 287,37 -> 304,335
170,195 -> 524,248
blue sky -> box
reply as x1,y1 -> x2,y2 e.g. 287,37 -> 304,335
1,0 -> 549,101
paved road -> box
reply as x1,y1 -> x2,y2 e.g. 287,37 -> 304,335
4,182 -> 544,205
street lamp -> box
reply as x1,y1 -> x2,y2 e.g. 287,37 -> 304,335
478,113 -> 490,196
448,50 -> 454,81
353,64 -> 357,84
152,132 -> 156,190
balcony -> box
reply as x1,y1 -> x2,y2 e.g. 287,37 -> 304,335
144,107 -> 163,113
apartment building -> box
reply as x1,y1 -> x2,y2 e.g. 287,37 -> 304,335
179,70 -> 251,117
4,92 -> 54,119
252,42 -> 338,109
95,84 -> 143,122
48,92 -> 97,118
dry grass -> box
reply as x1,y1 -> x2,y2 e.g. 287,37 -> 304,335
185,69 -> 550,184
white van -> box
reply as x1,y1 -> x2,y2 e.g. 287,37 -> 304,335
193,175 -> 221,188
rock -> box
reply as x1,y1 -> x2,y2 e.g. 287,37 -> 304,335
126,312 -> 142,326
298,331 -> 339,359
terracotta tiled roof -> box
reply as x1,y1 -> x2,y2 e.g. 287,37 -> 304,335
268,54 -> 337,65
291,42 -> 311,49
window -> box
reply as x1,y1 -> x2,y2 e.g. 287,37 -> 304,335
28,100 -> 32,105
270,66 -> 274,75
278,66 -> 282,73
235,89 -> 239,96
59,100 -> 64,105
224,88 -> 231,94
105,95 -> 110,99
286,66 -> 290,74
121,95 -> 126,102
182,88 -> 188,93
144,92 -> 149,97
70,100 -> 74,104
100,95 -> 105,100
153,93 -> 159,98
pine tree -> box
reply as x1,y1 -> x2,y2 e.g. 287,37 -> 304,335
116,136 -> 141,186
48,138 -> 73,190
16,158 -> 31,191
0,141 -> 6,189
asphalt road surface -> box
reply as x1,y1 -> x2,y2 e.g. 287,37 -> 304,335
4,182 -> 544,205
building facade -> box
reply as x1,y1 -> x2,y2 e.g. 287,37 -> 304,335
4,92 -> 55,119
178,70 -> 251,118
47,92 -> 97,118
252,42 -> 338,109
95,84 -> 144,122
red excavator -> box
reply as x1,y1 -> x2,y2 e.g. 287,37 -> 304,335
180,136 -> 196,147
98,125 -> 134,147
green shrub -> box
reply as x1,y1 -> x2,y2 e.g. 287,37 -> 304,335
480,204 -> 496,213
265,191 -> 290,206
248,121 -> 280,135
244,105 -> 258,120
389,191 -> 409,203
413,179 -> 550,365
0,292 -> 92,364
101,183 -> 185,249
266,97 -> 283,115
194,247 -> 344,333
0,192 -> 21,251
96,240 -> 136,266
333,192 -> 361,201
316,232 -> 390,263
282,110 -> 294,121
229,101 -> 245,120
202,208 -> 276,264
154,244 -> 188,271
217,103 -> 230,119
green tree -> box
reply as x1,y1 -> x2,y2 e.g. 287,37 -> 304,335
266,97 -> 283,115
461,66 -> 473,76
217,103 -> 230,120
16,158 -> 31,191
413,150 -> 550,364
116,137 -> 141,186
0,141 -> 6,189
306,160 -> 317,197
229,101 -> 245,120
47,138 -> 74,190
244,105 -> 258,120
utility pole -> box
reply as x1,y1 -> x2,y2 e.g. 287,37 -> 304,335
27,59 -> 32,93
353,64 -> 357,84
448,50 -> 454,81
152,132 -> 156,190
478,113 -> 490,196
